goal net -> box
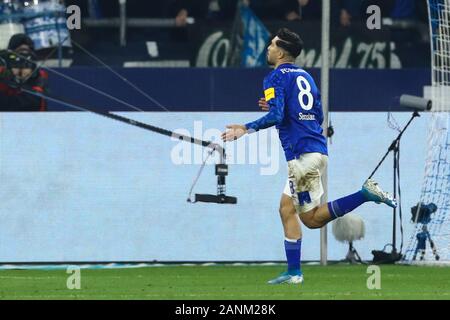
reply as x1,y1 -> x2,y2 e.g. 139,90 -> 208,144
403,0 -> 450,265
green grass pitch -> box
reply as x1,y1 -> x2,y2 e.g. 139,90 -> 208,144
0,264 -> 449,300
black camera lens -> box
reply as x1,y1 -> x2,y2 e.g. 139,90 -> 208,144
8,51 -> 36,70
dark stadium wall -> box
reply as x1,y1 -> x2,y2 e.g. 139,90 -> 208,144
46,68 -> 430,112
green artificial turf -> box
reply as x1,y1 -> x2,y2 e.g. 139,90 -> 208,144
0,264 -> 449,300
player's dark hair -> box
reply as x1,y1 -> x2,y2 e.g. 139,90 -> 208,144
275,28 -> 303,59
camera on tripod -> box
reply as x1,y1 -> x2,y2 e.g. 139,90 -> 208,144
411,202 -> 437,224
410,202 -> 440,261
0,49 -> 38,87
0,50 -> 36,70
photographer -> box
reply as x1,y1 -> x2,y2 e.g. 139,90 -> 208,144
0,34 -> 48,111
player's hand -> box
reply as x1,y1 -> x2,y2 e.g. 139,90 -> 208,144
258,98 -> 269,111
221,124 -> 247,142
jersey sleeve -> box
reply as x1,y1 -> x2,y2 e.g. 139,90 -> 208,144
245,71 -> 286,132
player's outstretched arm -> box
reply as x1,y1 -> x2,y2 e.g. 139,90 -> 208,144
221,102 -> 284,142
221,124 -> 247,142
221,98 -> 269,141
245,100 -> 284,132
222,83 -> 284,142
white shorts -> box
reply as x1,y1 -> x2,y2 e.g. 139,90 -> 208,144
283,152 -> 328,214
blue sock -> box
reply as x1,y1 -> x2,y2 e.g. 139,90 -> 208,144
328,191 -> 368,220
284,238 -> 302,276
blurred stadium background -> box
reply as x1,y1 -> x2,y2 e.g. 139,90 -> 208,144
0,0 -> 449,299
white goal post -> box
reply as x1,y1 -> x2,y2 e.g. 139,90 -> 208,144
402,0 -> 450,265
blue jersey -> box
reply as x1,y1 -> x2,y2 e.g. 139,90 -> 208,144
245,63 -> 328,161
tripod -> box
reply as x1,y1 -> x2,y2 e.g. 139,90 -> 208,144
412,225 -> 440,261
344,241 -> 365,264
368,111 -> 421,262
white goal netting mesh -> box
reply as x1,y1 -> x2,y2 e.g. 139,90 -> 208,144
403,0 -> 450,265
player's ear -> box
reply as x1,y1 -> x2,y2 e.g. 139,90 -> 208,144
279,47 -> 290,60
277,48 -> 284,60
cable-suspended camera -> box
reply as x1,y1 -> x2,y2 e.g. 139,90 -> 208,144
187,144 -> 237,204
0,48 -> 238,205
36,93 -> 239,205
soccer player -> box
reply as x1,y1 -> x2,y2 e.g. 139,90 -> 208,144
221,28 -> 397,285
